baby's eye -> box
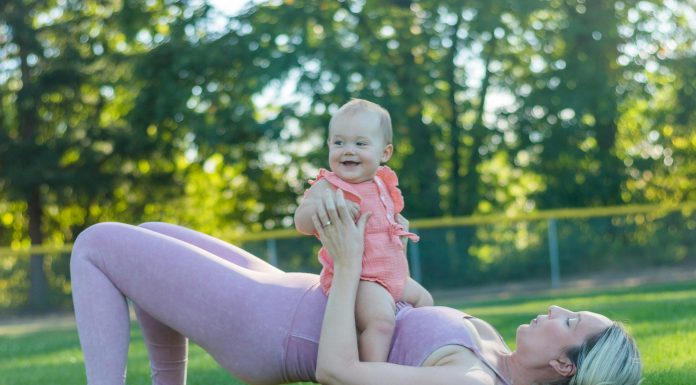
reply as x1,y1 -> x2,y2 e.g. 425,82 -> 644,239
356,141 -> 367,146
333,140 -> 343,146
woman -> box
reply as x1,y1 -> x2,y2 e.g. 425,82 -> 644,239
71,189 -> 641,385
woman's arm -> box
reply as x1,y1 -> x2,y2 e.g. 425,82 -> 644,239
313,190 -> 470,385
313,189 -> 365,380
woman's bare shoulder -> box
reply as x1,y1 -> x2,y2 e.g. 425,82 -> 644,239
424,344 -> 477,367
429,350 -> 504,385
467,316 -> 511,350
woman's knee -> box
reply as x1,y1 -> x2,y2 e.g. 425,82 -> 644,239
137,222 -> 188,237
138,221 -> 167,230
73,222 -> 112,250
71,222 -> 125,265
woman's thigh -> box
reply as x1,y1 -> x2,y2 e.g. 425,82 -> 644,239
137,221 -> 282,273
73,222 -> 317,383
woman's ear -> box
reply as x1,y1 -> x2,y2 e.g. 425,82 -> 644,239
549,357 -> 577,378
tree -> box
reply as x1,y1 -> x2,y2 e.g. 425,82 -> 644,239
0,0 -> 211,310
616,1 -> 696,204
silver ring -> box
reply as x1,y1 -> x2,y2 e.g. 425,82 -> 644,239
323,220 -> 332,228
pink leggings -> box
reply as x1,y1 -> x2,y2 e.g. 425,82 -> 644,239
70,222 -> 326,385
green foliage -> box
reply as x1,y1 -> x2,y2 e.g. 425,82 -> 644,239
1,1 -> 695,310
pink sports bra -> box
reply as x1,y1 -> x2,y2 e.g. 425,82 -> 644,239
389,303 -> 513,385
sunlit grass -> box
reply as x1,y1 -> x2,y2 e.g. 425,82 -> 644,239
0,281 -> 693,385
0,325 -> 239,385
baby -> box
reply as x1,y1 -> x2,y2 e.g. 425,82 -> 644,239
295,98 -> 433,362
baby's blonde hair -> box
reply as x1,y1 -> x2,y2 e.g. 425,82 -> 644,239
563,323 -> 642,385
329,98 -> 393,144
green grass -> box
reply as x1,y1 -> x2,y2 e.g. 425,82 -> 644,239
1,280 -> 694,385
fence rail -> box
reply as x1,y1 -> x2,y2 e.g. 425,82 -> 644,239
2,201 -> 693,255
1,201 -> 694,313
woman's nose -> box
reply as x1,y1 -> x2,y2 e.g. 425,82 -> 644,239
548,305 -> 570,316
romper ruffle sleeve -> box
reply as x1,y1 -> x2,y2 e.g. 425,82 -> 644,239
375,166 -> 419,243
375,166 -> 404,213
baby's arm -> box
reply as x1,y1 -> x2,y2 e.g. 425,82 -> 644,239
295,178 -> 333,235
395,213 -> 410,250
401,278 -> 434,307
395,214 -> 432,307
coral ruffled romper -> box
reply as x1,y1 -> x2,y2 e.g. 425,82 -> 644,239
310,166 -> 419,301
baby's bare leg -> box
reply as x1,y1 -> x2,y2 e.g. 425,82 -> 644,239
355,281 -> 397,362
400,277 -> 434,307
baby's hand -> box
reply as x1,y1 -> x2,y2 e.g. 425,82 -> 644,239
347,200 -> 360,221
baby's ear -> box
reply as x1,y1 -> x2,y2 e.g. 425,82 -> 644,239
381,143 -> 393,162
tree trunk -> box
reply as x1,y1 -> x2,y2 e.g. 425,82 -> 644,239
12,3 -> 49,311
28,186 -> 48,311
447,13 -> 463,215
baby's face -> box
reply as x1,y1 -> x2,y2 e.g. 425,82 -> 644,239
327,111 -> 392,183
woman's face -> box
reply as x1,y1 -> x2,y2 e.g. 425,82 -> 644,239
516,305 -> 611,361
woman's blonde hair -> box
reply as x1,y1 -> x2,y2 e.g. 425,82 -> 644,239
329,98 -> 393,144
564,323 -> 642,385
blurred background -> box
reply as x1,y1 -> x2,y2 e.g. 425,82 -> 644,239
0,0 -> 694,314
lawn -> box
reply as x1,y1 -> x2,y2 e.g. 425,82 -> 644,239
1,280 -> 694,385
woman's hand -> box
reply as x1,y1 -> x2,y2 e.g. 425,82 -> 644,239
347,200 -> 361,222
316,195 -> 360,222
312,189 -> 370,271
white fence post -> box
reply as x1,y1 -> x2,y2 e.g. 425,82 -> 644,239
266,238 -> 278,267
